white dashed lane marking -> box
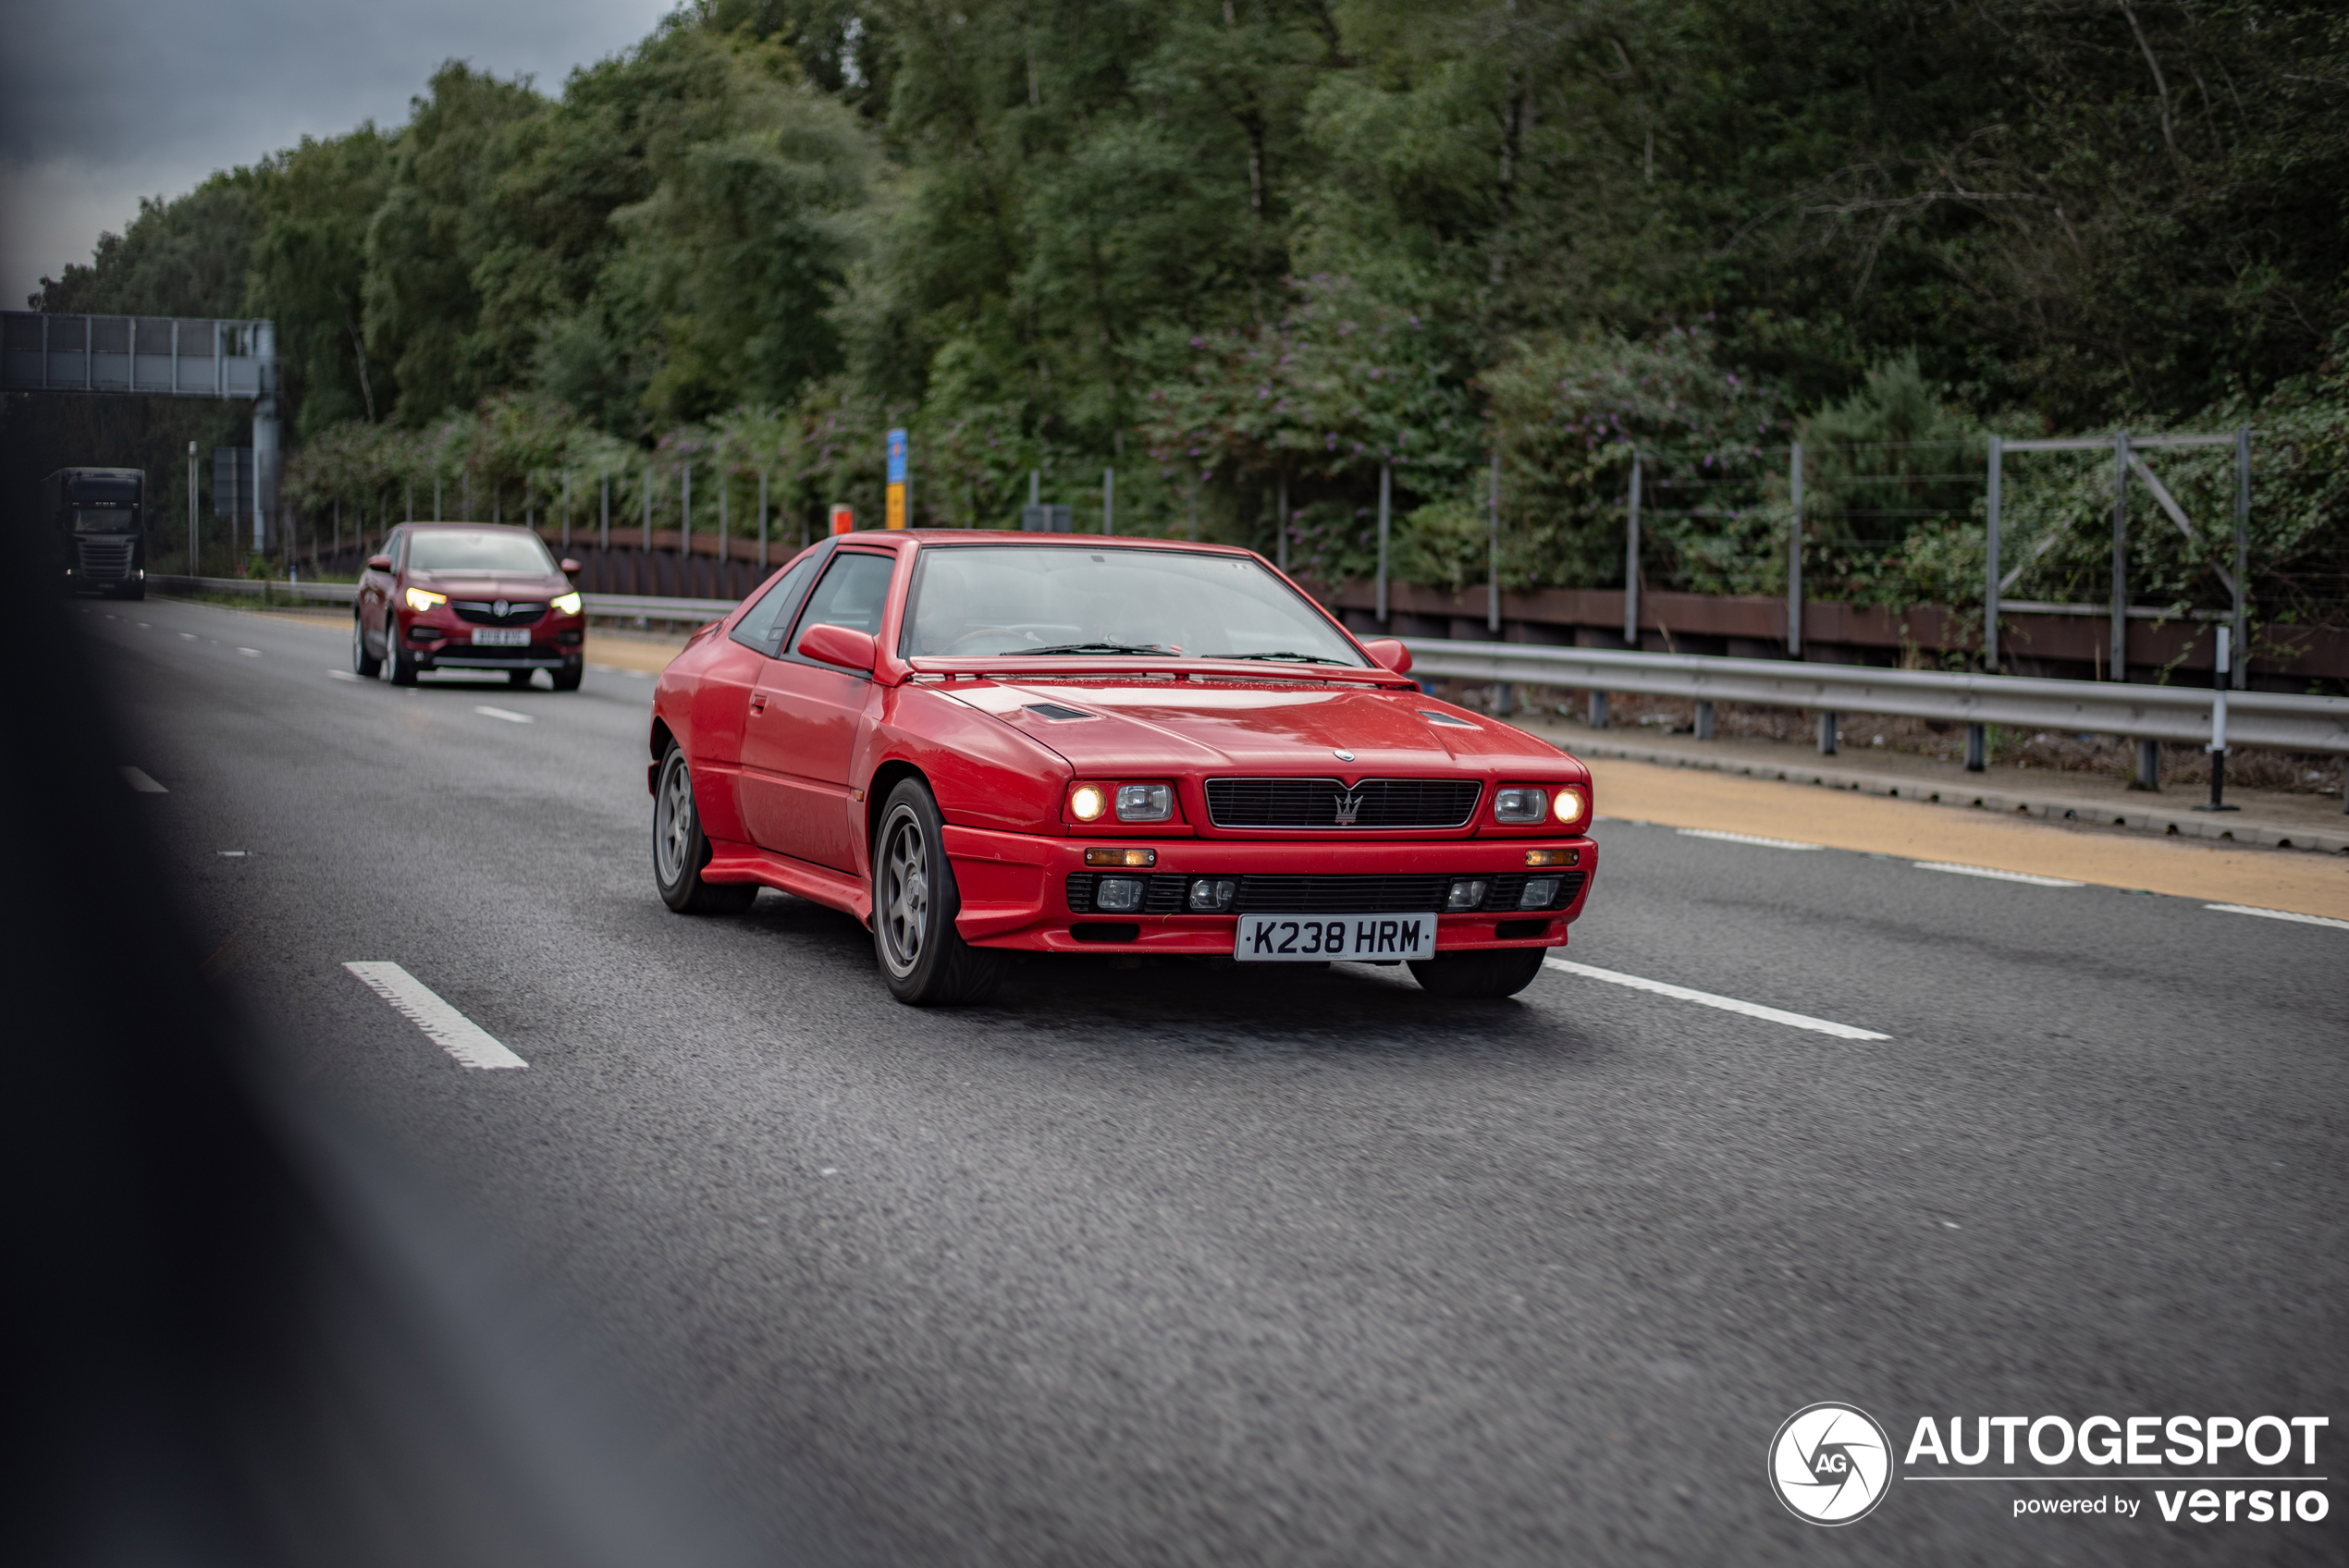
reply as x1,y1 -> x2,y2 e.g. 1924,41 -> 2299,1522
327,669 -> 361,681
473,705 -> 534,723
1677,827 -> 1825,851
1544,958 -> 1890,1041
2206,903 -> 2349,932
1914,862 -> 2085,888
343,962 -> 527,1070
237,647 -> 261,656
120,766 -> 167,793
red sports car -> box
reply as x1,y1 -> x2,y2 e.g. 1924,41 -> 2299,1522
648,532 -> 1596,1005
353,522 -> 588,689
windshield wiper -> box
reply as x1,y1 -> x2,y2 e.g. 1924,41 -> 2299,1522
1209,651 -> 1353,666
1013,642 -> 1178,656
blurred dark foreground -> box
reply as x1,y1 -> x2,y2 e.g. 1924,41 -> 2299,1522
0,522 -> 800,1566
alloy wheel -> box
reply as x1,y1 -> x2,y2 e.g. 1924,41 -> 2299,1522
879,812 -> 929,976
656,755 -> 695,888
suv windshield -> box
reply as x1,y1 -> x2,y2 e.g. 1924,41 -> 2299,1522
902,545 -> 1365,666
406,530 -> 557,574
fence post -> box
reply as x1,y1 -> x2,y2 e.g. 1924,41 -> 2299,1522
1983,434 -> 2001,669
1818,710 -> 1839,755
718,466 -> 728,570
758,470 -> 769,570
1277,470 -> 1288,572
1486,449 -> 1501,634
2110,431 -> 2129,680
2232,425 -> 2250,692
1623,449 -> 1642,646
1102,467 -> 1114,536
643,468 -> 652,550
187,441 -> 197,573
1787,441 -> 1803,656
1376,462 -> 1391,623
562,472 -> 572,549
1189,475 -> 1200,542
599,472 -> 609,554
682,461 -> 693,553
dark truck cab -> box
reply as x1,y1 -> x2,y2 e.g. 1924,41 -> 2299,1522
47,467 -> 147,599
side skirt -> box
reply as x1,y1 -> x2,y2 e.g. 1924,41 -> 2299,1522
700,839 -> 872,925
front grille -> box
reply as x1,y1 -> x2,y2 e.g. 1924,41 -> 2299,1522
76,537 -> 134,580
1064,870 -> 1585,916
453,601 -> 547,627
1205,777 -> 1482,829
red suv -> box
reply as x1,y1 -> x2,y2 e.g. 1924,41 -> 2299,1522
354,523 -> 587,690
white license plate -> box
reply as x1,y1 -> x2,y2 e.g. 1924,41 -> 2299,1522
1235,912 -> 1437,962
471,627 -> 531,646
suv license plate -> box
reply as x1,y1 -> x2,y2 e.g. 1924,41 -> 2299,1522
472,627 -> 530,646
1234,913 -> 1437,962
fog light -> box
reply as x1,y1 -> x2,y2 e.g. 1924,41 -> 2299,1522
1095,876 -> 1146,913
1187,877 -> 1236,913
1115,782 -> 1173,821
1085,847 -> 1157,867
1445,877 -> 1490,912
1525,847 -> 1577,867
1494,787 -> 1547,824
1519,876 -> 1562,910
1069,785 -> 1106,821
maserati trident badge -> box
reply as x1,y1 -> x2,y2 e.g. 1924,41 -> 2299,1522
1332,790 -> 1365,827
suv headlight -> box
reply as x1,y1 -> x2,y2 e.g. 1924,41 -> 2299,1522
1114,783 -> 1173,822
403,587 -> 447,613
1494,786 -> 1547,824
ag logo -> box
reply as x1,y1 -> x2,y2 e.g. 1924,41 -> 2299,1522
1769,1403 -> 1892,1525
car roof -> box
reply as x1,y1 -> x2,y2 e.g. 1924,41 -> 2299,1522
895,529 -> 1254,557
397,521 -> 545,534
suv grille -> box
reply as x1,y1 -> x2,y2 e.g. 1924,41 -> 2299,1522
453,601 -> 547,627
1204,777 -> 1482,829
1064,870 -> 1584,915
76,537 -> 134,580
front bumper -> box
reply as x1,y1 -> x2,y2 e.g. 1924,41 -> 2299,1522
942,825 -> 1596,953
400,610 -> 584,670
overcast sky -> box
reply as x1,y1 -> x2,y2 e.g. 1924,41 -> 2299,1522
0,0 -> 675,309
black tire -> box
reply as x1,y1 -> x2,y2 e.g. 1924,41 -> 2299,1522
872,778 -> 1004,1006
385,612 -> 418,685
1408,946 -> 1547,999
551,662 -> 583,692
352,614 -> 381,678
508,668 -> 535,689
652,744 -> 756,914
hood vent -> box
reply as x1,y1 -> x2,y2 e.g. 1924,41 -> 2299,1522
1022,702 -> 1096,721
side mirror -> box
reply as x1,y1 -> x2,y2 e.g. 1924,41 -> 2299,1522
1361,637 -> 1412,674
798,622 -> 877,673
560,558 -> 582,575
366,554 -> 392,571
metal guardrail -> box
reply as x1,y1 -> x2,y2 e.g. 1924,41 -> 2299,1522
155,576 -> 738,622
1403,638 -> 2349,754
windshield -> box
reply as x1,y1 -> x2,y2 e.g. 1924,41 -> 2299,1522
405,530 -> 557,575
72,508 -> 136,532
902,545 -> 1366,666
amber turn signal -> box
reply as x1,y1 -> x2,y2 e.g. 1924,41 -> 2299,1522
1524,847 -> 1579,867
1085,847 -> 1158,867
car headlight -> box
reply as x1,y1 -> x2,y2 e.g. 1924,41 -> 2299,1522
1094,876 -> 1147,913
403,587 -> 447,613
1445,877 -> 1490,912
1494,786 -> 1547,824
552,590 -> 583,616
1114,783 -> 1173,822
1551,787 -> 1588,827
1068,784 -> 1106,822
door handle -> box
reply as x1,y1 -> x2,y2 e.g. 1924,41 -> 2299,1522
751,693 -> 767,713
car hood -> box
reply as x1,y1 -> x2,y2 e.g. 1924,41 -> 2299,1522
942,679 -> 1574,774
406,570 -> 571,599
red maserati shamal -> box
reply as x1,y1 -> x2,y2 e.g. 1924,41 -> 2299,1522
648,532 -> 1596,1005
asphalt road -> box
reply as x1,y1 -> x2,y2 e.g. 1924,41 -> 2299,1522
88,596 -> 2347,1565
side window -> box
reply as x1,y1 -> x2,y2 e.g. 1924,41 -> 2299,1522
729,553 -> 821,657
387,532 -> 405,570
788,551 -> 895,656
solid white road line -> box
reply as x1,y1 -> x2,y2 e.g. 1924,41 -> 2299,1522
327,668 -> 361,681
120,766 -> 166,792
1677,827 -> 1826,851
1913,862 -> 2085,888
473,705 -> 534,723
237,647 -> 261,656
2205,902 -> 2349,932
342,962 -> 527,1070
1543,958 -> 1890,1041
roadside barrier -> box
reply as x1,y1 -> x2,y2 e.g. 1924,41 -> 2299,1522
153,575 -> 737,624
